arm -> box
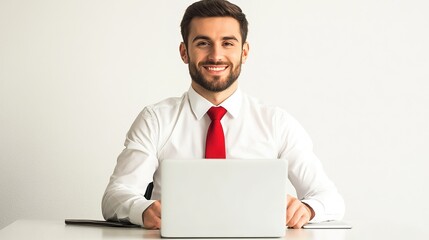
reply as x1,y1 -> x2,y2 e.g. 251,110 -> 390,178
102,107 -> 160,227
277,111 -> 345,224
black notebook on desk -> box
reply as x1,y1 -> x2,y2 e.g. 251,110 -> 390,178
65,219 -> 140,228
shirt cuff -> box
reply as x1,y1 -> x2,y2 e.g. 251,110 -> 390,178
129,199 -> 156,227
301,198 -> 325,223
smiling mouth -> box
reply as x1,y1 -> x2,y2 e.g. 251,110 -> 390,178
203,65 -> 228,73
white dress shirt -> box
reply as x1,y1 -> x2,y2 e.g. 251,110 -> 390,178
102,87 -> 345,226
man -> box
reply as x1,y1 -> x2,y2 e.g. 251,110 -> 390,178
102,0 -> 345,230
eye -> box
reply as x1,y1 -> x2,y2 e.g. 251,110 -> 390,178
196,41 -> 210,47
223,41 -> 235,47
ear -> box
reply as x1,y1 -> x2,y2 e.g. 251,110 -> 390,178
241,42 -> 250,64
179,42 -> 189,64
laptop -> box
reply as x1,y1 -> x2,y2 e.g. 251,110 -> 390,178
160,159 -> 287,238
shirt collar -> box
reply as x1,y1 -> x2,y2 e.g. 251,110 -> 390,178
188,86 -> 242,120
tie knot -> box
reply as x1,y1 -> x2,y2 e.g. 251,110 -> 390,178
207,106 -> 227,121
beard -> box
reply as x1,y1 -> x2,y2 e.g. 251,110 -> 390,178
188,58 -> 242,92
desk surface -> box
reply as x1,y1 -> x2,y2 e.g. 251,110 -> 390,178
0,219 -> 427,240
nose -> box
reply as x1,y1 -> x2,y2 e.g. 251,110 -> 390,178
207,44 -> 224,62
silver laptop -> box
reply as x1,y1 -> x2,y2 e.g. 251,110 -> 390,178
160,159 -> 287,238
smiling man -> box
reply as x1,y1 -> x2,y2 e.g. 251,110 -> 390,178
182,16 -> 248,105
102,0 -> 345,230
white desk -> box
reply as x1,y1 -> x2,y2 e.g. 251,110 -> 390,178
0,220 -> 349,240
0,219 -> 427,240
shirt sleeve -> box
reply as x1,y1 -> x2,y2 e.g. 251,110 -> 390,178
276,110 -> 345,222
102,107 -> 159,227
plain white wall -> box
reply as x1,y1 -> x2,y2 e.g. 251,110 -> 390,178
1,0 -> 428,234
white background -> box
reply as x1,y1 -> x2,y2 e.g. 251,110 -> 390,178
1,0 -> 428,236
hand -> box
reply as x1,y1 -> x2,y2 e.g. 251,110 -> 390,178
286,194 -> 314,229
142,200 -> 161,229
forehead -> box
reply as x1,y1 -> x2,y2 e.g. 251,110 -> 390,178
188,17 -> 242,43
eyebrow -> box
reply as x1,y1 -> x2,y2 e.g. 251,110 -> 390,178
192,35 -> 239,43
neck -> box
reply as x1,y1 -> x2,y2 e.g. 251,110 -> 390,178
191,81 -> 238,106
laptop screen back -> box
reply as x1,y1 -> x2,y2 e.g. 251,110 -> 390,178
160,159 -> 287,238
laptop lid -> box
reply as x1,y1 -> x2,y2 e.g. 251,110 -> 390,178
160,159 -> 287,238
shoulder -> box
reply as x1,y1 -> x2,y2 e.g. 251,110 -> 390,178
139,92 -> 188,119
128,92 -> 188,136
148,93 -> 186,111
242,93 -> 290,119
241,93 -> 306,135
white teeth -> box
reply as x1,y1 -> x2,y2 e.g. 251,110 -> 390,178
207,66 -> 226,71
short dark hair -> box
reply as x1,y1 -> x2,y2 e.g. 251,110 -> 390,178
180,0 -> 248,47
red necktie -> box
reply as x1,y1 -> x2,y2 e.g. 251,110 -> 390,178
205,106 -> 227,159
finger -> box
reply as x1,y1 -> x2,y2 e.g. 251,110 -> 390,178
144,212 -> 161,229
292,208 -> 311,229
293,215 -> 309,229
291,205 -> 311,228
291,215 -> 308,229
287,204 -> 307,227
147,217 -> 161,229
286,198 -> 300,223
143,201 -> 162,229
286,207 -> 299,227
152,201 -> 162,218
153,216 -> 161,229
